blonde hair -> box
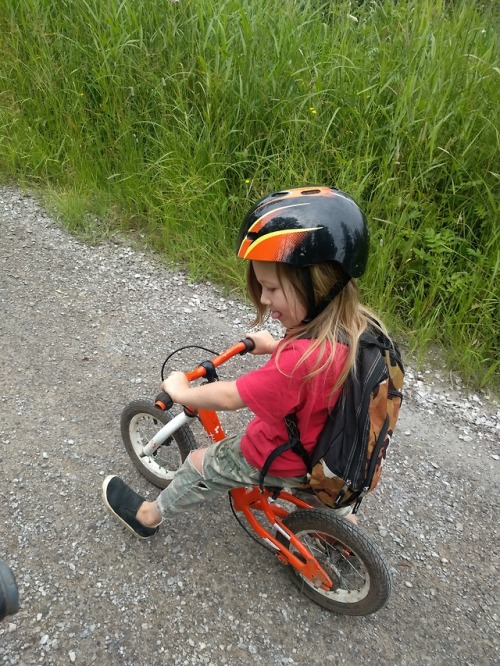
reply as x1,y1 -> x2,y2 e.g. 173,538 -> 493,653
246,261 -> 387,396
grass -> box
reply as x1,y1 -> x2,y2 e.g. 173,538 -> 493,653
0,0 -> 498,387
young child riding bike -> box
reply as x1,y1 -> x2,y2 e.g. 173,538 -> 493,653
102,186 -> 389,539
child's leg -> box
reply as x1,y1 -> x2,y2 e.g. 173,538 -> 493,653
155,435 -> 306,519
135,447 -> 209,526
103,435 -> 307,537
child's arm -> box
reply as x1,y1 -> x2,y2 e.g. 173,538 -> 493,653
161,372 -> 246,411
247,330 -> 280,355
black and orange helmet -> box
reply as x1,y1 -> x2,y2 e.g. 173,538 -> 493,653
237,186 -> 369,278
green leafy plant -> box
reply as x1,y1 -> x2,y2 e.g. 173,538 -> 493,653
0,0 -> 498,386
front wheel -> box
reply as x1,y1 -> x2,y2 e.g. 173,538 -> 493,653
121,400 -> 197,488
276,508 -> 391,616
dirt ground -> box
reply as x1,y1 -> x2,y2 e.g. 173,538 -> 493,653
0,186 -> 498,665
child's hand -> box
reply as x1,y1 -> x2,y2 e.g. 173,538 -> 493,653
161,372 -> 244,411
161,371 -> 189,404
246,330 -> 279,355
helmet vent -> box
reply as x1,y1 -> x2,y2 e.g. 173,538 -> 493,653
301,189 -> 321,195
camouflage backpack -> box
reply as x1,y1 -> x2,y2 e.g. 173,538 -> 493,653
259,329 -> 404,513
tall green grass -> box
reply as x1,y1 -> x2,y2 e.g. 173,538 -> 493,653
0,0 -> 498,385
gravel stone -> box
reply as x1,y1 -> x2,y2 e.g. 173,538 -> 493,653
0,186 -> 498,665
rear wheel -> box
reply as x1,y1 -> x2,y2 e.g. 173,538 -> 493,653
276,508 -> 391,615
121,400 -> 196,488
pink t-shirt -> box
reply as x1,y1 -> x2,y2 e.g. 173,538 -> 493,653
236,339 -> 348,477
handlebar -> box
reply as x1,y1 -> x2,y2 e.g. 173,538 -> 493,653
154,337 -> 255,411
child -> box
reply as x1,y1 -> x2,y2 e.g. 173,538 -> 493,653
102,186 -> 384,538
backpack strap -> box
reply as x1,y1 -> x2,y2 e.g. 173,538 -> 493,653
258,413 -> 312,491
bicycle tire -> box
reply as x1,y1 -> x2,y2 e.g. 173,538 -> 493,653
121,400 -> 196,488
276,508 -> 391,616
0,561 -> 19,621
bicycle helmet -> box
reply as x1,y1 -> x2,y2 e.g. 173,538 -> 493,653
237,186 -> 369,320
237,186 -> 368,276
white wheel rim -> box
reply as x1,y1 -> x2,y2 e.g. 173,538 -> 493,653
295,531 -> 371,603
128,413 -> 180,481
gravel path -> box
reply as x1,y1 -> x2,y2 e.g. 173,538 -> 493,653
0,186 -> 498,665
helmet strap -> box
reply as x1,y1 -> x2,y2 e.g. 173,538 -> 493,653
302,270 -> 350,324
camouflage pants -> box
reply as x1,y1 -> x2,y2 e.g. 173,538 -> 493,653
155,435 -> 308,519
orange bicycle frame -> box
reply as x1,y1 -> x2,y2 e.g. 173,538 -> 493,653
157,339 -> 334,591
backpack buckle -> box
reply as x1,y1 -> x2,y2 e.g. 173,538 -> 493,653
334,481 -> 350,508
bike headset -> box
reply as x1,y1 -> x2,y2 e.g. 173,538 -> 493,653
236,186 -> 369,322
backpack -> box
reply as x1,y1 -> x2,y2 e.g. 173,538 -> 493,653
258,329 -> 404,513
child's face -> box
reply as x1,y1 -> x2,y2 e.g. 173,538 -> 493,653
252,261 -> 307,330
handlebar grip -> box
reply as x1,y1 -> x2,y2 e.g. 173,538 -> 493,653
240,337 -> 255,354
155,391 -> 174,411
